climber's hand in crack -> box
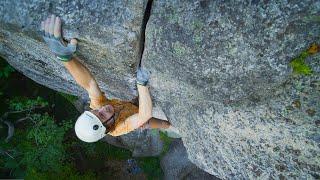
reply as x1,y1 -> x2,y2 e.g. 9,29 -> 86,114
137,67 -> 150,86
41,15 -> 77,62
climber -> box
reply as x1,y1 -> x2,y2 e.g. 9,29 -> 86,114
40,15 -> 179,142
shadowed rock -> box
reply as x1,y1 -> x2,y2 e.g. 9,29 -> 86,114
160,139 -> 218,180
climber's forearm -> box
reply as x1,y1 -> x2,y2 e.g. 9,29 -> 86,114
137,84 -> 153,126
63,57 -> 103,98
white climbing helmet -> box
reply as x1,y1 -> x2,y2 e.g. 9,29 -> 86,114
75,111 -> 106,143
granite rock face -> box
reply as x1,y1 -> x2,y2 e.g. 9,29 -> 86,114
1,0 -> 320,179
0,0 -> 147,100
142,0 -> 320,179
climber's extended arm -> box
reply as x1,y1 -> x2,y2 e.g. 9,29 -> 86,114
108,68 -> 152,136
41,15 -> 105,106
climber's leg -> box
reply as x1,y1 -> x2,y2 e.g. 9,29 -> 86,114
140,118 -> 171,129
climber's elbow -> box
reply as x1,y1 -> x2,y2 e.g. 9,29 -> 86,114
138,113 -> 152,125
87,79 -> 97,91
86,79 -> 102,96
139,112 -> 152,124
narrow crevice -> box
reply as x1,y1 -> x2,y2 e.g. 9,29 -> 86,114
137,0 -> 153,68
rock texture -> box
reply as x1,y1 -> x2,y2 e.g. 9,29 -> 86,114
0,0 -> 147,100
161,139 -> 218,180
142,0 -> 320,179
1,0 -> 320,179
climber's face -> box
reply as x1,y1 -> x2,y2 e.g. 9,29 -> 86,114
90,105 -> 115,124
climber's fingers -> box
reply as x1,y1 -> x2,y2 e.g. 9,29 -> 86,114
44,17 -> 50,36
54,16 -> 61,38
42,15 -> 73,47
70,39 -> 78,46
49,14 -> 55,36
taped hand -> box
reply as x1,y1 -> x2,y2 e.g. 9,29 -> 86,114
137,67 -> 150,86
41,15 -> 77,62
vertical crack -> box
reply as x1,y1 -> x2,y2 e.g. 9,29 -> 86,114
137,0 -> 153,68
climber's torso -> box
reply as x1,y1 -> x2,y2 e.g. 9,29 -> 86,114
90,96 -> 138,136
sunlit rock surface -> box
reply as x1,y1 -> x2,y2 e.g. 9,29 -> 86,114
142,0 -> 320,179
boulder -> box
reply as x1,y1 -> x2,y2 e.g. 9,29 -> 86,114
143,0 -> 320,179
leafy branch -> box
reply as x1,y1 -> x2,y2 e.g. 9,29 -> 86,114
0,64 -> 15,79
0,97 -> 48,142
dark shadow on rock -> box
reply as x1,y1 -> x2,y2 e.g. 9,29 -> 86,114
102,129 -> 163,157
161,139 -> 219,180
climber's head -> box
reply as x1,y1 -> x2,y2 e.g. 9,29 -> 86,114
91,104 -> 115,124
74,105 -> 115,143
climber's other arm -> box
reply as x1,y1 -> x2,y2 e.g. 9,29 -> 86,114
108,68 -> 152,136
41,15 -> 105,106
125,84 -> 153,129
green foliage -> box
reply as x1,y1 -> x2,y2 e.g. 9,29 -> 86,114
80,141 -> 131,160
290,59 -> 312,75
3,113 -> 69,174
159,131 -> 173,156
0,97 -> 74,178
25,164 -> 96,180
134,131 -> 170,180
23,113 -> 67,172
8,96 -> 48,111
0,64 -> 15,79
290,51 -> 313,75
138,157 -> 163,180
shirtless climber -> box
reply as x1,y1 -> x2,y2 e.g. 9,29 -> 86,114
41,15 -> 178,142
